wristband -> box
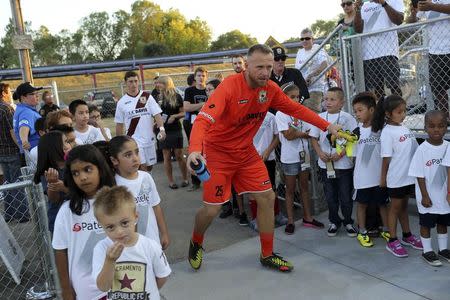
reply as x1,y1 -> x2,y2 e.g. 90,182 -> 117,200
159,126 -> 165,131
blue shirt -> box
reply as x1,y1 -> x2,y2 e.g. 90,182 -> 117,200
13,103 -> 41,153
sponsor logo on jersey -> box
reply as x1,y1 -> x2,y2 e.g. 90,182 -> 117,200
199,111 -> 215,123
72,221 -> 103,232
258,90 -> 267,104
426,158 -> 443,167
399,133 -> 415,142
358,136 -> 380,144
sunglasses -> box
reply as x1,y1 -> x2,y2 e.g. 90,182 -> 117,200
300,37 -> 312,41
274,57 -> 287,62
341,1 -> 354,7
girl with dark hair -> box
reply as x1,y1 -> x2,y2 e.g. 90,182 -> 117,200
156,76 -> 188,189
52,144 -> 115,300
33,131 -> 71,232
373,95 -> 423,257
109,135 -> 170,249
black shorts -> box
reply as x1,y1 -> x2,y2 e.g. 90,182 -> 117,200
387,184 -> 414,199
354,186 -> 388,205
265,159 -> 276,190
429,53 -> 450,93
159,130 -> 183,149
363,55 -> 400,95
419,213 -> 450,228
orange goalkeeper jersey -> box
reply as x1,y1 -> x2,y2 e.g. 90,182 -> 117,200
189,72 -> 329,159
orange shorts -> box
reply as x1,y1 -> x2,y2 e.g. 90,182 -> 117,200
202,149 -> 272,205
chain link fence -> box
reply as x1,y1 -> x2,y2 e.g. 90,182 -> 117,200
0,167 -> 60,299
341,15 -> 450,131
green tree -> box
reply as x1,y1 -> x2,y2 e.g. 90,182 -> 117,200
143,41 -> 168,57
79,11 -> 129,61
32,26 -> 62,66
0,19 -> 32,69
310,19 -> 337,38
210,30 -> 257,51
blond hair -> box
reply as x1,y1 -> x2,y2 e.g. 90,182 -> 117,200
157,76 -> 178,108
93,186 -> 135,218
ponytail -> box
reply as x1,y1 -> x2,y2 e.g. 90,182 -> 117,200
371,97 -> 386,132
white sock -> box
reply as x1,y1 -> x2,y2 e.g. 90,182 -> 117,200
420,236 -> 433,253
437,234 -> 448,252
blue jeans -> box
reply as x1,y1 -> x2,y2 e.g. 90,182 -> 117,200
0,154 -> 29,221
320,168 -> 354,226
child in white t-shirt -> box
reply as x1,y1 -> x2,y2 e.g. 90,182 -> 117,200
310,87 -> 358,237
110,135 -> 170,249
373,95 -> 422,258
248,110 -> 288,231
408,110 -> 450,266
276,83 -> 324,235
69,99 -> 105,145
92,186 -> 171,300
444,142 -> 450,206
52,144 -> 115,300
352,92 -> 390,248
89,105 -> 112,140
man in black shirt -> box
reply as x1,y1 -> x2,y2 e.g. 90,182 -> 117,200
183,67 -> 208,191
39,91 -> 59,118
270,46 -> 310,103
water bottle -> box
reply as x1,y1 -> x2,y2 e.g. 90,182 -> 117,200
190,160 -> 210,182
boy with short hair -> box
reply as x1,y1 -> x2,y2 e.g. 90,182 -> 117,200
352,92 -> 390,247
408,110 -> 450,266
309,87 -> 358,237
92,186 -> 171,300
69,99 -> 105,145
89,105 -> 112,140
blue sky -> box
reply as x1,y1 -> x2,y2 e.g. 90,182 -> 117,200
0,0 -> 342,43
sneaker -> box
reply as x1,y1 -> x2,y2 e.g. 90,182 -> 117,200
260,253 -> 293,272
345,224 -> 357,237
357,233 -> 374,247
386,239 -> 408,258
438,249 -> 450,263
401,234 -> 423,250
327,223 -> 338,237
239,213 -> 249,226
303,218 -> 324,229
284,223 -> 295,235
249,219 -> 258,232
275,213 -> 288,226
188,184 -> 200,192
367,228 -> 380,238
188,240 -> 203,270
380,231 -> 391,242
219,206 -> 233,219
422,251 -> 442,267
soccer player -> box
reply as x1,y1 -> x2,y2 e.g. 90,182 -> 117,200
186,44 -> 340,272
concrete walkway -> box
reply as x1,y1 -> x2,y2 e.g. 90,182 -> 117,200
161,212 -> 450,300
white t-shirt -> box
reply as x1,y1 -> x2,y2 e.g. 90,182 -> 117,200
417,0 -> 450,55
442,145 -> 450,166
115,91 -> 162,147
253,112 -> 278,161
52,199 -> 106,300
309,111 -> 357,169
361,0 -> 404,60
294,44 -> 328,92
275,111 -> 311,164
104,127 -> 112,140
92,235 -> 171,300
408,141 -> 450,214
29,146 -> 38,166
353,126 -> 382,189
115,171 -> 161,244
380,124 -> 418,188
75,125 -> 105,145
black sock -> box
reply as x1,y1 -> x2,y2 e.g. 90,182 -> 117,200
402,232 -> 412,238
389,237 -> 397,243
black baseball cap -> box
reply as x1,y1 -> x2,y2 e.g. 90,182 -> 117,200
272,46 -> 287,60
13,82 -> 43,100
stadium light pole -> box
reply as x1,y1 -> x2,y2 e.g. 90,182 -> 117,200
10,0 -> 33,84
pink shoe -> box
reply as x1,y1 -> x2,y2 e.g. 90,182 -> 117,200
386,240 -> 408,257
401,234 -> 423,250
